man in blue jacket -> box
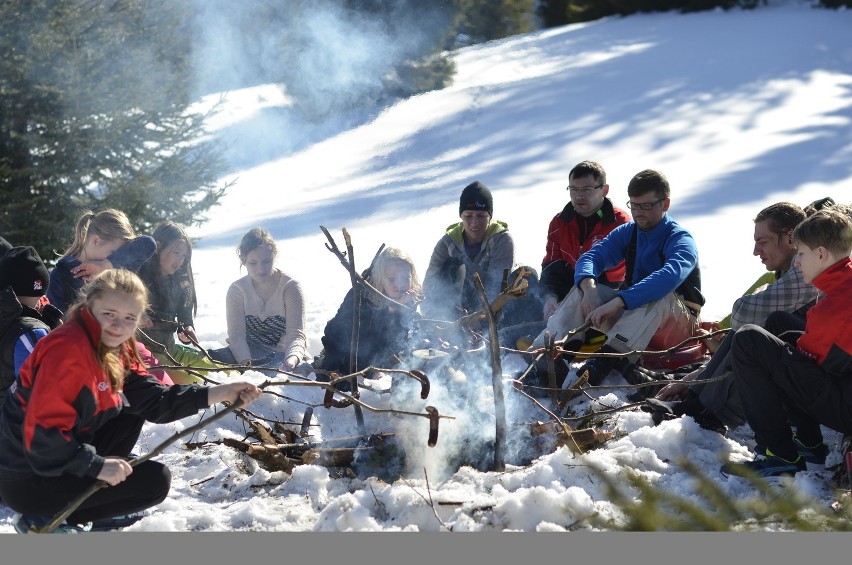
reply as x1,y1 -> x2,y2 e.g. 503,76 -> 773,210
527,168 -> 704,388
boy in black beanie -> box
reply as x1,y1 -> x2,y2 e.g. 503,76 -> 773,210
0,246 -> 63,405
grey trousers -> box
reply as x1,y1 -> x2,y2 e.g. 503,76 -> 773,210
530,285 -> 696,361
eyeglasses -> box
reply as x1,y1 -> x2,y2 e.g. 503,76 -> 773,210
568,184 -> 603,196
626,198 -> 665,211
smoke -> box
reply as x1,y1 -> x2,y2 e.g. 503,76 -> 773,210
189,1 -> 455,170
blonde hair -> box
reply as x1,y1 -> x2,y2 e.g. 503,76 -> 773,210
68,269 -> 149,392
367,247 -> 422,306
62,208 -> 136,259
238,227 -> 278,264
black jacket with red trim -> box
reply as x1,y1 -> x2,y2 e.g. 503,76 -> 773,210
796,257 -> 852,376
539,197 -> 631,302
0,306 -> 209,481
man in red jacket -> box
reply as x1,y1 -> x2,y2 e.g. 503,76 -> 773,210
539,160 -> 631,321
721,209 -> 852,480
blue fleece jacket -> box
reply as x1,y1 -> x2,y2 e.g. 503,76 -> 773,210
574,215 -> 699,310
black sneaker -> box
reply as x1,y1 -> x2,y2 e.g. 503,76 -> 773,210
622,363 -> 675,399
90,512 -> 145,531
720,451 -> 806,480
14,514 -> 92,534
754,437 -> 830,470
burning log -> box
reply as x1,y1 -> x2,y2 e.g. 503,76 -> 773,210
530,421 -> 614,453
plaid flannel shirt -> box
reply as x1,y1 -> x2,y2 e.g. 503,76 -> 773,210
729,265 -> 822,331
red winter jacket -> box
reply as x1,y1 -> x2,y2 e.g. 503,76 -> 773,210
796,257 -> 852,375
539,197 -> 631,301
0,306 -> 209,480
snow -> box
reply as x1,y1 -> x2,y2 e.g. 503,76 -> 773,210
3,0 -> 852,548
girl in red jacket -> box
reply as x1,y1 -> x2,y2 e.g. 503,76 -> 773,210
0,268 -> 262,533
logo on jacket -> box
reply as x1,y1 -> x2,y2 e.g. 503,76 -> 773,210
98,381 -> 109,392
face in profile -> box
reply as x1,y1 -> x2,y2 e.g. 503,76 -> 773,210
794,242 -> 822,284
86,235 -> 125,262
753,220 -> 794,272
90,290 -> 145,348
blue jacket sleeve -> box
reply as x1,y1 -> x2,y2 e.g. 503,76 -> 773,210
109,236 -> 157,273
619,226 -> 698,308
574,223 -> 632,286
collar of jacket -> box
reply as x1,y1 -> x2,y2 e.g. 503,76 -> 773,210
812,256 -> 852,294
558,197 -> 617,224
73,305 -> 146,377
445,219 -> 509,245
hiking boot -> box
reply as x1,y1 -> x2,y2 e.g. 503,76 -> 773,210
14,514 -> 92,534
720,451 -> 806,480
575,345 -> 626,386
90,512 -> 145,531
622,363 -> 675,399
756,436 -> 830,470
640,395 -> 727,434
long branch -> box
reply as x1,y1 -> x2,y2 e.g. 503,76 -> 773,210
472,272 -> 505,472
35,381 -> 272,534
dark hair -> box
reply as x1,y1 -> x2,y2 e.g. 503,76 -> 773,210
627,169 -> 670,200
568,161 -> 606,185
793,209 -> 852,258
753,202 -> 805,236
138,221 -> 197,318
803,196 -> 835,217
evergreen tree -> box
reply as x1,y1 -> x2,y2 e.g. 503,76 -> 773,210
454,0 -> 537,44
0,0 -> 228,263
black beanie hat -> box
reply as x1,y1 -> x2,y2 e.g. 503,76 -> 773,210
0,236 -> 12,258
0,246 -> 50,298
459,181 -> 493,217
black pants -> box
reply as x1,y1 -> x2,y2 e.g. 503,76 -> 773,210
694,311 -> 807,428
732,323 -> 852,460
0,412 -> 171,524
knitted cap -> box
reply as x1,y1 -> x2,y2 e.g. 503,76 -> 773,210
0,246 -> 50,297
459,181 -> 493,217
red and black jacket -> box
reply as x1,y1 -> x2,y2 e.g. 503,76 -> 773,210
0,306 -> 209,481
539,197 -> 631,302
796,257 -> 852,376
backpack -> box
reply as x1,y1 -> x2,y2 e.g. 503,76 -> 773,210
0,315 -> 48,401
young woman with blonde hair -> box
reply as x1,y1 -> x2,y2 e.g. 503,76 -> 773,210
0,269 -> 262,533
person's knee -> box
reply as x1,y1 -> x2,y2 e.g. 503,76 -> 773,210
149,462 -> 172,506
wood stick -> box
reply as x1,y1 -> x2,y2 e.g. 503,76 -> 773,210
472,272 -> 505,472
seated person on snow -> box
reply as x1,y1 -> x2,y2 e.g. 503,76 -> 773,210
314,247 -> 424,387
0,246 -> 63,407
208,227 -> 310,375
421,181 -> 541,348
720,208 -> 852,479
525,168 -> 704,390
137,221 -> 233,384
537,160 -> 631,337
646,200 -> 827,432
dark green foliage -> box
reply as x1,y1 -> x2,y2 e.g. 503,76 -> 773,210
538,0 -> 766,26
0,0 -> 228,263
453,0 -> 537,44
588,457 -> 852,531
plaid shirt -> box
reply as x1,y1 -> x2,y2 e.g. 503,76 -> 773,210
729,265 -> 822,331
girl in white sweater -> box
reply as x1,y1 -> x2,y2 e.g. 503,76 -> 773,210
209,227 -> 308,371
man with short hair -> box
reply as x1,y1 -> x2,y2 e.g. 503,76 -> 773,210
647,202 -> 825,432
527,169 -> 704,388
721,209 -> 852,479
539,161 -> 631,321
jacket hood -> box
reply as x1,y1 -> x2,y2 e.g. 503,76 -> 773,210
445,219 -> 508,245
